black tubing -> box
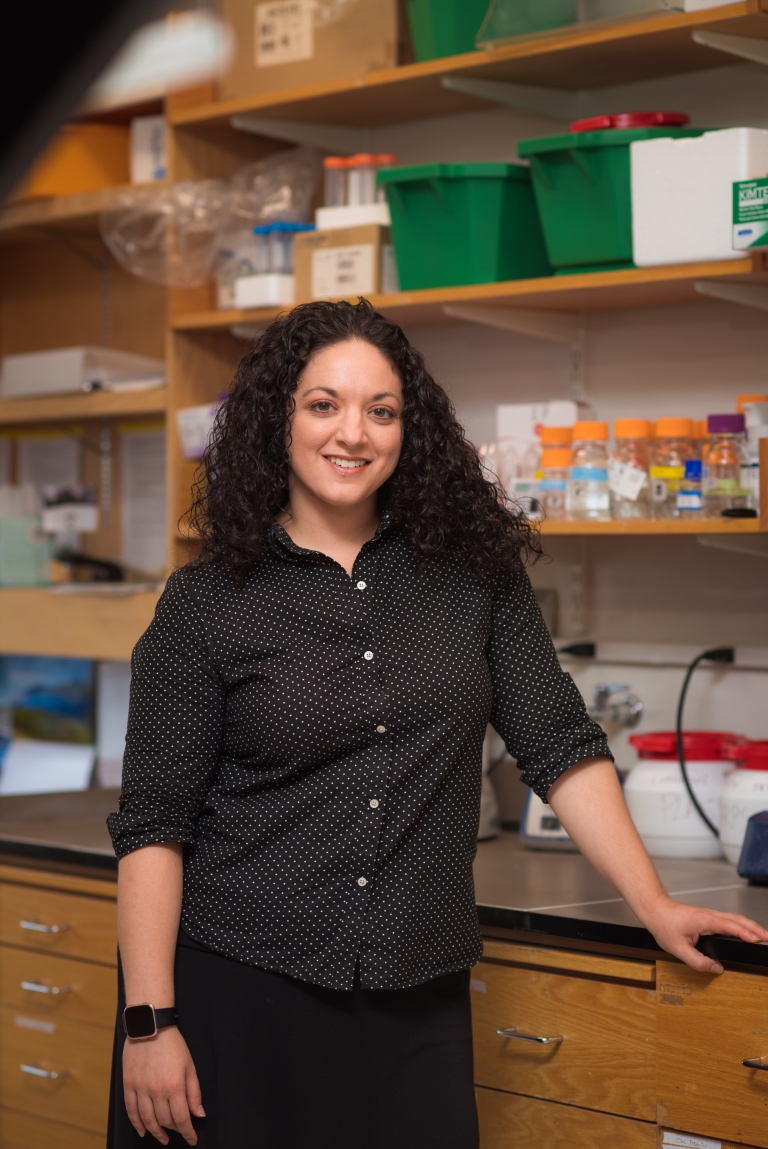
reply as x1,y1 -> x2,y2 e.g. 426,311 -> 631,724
675,647 -> 735,840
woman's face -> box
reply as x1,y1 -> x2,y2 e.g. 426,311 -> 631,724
288,339 -> 403,509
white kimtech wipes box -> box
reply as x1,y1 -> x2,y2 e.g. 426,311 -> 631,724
631,128 -> 768,267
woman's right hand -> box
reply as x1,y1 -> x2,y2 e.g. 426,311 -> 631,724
123,1026 -> 205,1145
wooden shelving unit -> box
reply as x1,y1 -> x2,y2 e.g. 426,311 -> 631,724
0,185 -> 135,241
540,517 -> 765,535
0,388 -> 166,425
0,588 -> 161,660
169,3 -> 768,131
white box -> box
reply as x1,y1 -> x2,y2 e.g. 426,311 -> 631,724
130,115 -> 167,184
176,403 -> 220,461
0,347 -> 166,399
315,203 -> 391,231
679,0 -> 740,9
234,274 -> 295,308
631,128 -> 768,267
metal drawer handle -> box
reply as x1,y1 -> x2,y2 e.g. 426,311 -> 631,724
19,919 -> 71,935
497,1026 -> 564,1045
20,1063 -> 70,1081
21,980 -> 72,996
742,1057 -> 768,1071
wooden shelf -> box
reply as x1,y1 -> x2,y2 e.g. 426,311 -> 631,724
540,518 -> 764,535
0,185 -> 139,242
170,3 -> 768,130
0,388 -> 166,426
0,588 -> 161,660
172,258 -> 766,331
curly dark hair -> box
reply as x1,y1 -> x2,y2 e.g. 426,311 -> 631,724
187,298 -> 540,583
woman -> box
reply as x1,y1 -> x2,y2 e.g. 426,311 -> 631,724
107,299 -> 767,1149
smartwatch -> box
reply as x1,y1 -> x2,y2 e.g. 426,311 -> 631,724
123,1003 -> 178,1040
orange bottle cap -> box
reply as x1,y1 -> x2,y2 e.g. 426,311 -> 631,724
736,393 -> 768,413
693,419 -> 709,440
539,425 -> 573,445
541,448 -> 572,468
347,153 -> 377,165
375,154 -> 399,165
614,418 -> 651,439
572,420 -> 609,441
323,156 -> 347,168
655,417 -> 693,438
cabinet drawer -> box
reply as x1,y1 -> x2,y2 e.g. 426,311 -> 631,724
0,884 -> 116,965
0,947 -> 116,1029
476,1086 -> 656,1148
0,1107 -> 105,1149
471,958 -> 656,1120
657,961 -> 768,1147
0,1005 -> 112,1134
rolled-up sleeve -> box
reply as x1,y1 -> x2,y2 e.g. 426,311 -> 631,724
107,570 -> 224,859
488,570 -> 612,800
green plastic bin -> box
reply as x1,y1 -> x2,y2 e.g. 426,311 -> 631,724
376,162 -> 552,291
405,0 -> 490,60
517,126 -> 704,274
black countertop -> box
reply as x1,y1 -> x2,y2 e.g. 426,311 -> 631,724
2,794 -> 768,971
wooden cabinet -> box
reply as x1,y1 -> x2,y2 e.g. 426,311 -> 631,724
0,863 -> 117,1149
657,960 -> 768,1148
472,941 -> 656,1120
476,1086 -> 656,1149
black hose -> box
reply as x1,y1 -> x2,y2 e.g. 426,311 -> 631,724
675,647 -> 735,839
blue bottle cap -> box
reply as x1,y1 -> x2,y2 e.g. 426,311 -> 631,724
684,458 -> 702,479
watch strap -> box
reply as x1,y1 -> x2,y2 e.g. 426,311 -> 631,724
154,1007 -> 178,1031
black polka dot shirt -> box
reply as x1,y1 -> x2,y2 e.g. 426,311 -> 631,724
107,516 -> 611,991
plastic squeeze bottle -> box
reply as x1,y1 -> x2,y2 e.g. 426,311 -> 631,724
650,418 -> 695,519
609,418 -> 652,519
566,421 -> 610,521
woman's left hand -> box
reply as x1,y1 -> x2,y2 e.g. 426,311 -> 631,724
641,895 -> 768,974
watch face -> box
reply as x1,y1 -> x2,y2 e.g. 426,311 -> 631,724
124,1004 -> 156,1038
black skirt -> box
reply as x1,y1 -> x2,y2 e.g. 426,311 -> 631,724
108,931 -> 479,1149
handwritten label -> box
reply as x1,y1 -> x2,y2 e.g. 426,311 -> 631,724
256,1 -> 314,67
663,1133 -> 720,1149
608,457 -> 647,502
312,244 -> 375,298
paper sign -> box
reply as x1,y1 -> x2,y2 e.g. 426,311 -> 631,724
312,244 -> 375,298
256,1 -> 314,67
0,739 -> 95,796
663,1134 -> 720,1149
608,457 -> 648,502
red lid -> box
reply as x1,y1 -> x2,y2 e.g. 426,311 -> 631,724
570,111 -> 690,133
629,730 -> 743,761
725,741 -> 768,770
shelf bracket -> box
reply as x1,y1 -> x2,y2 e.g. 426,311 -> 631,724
442,304 -> 587,401
440,76 -> 575,122
697,535 -> 768,558
230,115 -> 376,154
695,279 -> 768,310
691,30 -> 768,67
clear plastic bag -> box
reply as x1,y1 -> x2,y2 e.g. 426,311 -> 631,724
228,145 -> 322,227
99,180 -> 231,288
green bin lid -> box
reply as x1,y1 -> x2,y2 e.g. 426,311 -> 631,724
517,126 -> 706,157
376,161 -> 531,185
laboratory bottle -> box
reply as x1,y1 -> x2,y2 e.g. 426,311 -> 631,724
738,397 -> 768,512
650,418 -> 694,519
540,448 -> 571,520
539,426 -> 573,450
609,418 -> 652,520
323,156 -> 347,206
566,421 -> 610,521
347,154 -> 378,205
703,413 -> 752,515
676,458 -> 703,519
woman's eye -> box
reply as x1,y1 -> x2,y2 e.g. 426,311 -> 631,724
310,401 -> 334,412
371,407 -> 395,420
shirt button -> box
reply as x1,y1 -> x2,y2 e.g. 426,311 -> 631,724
364,651 -> 374,660
369,799 -> 380,809
376,725 -> 386,734
357,877 -> 368,887
356,581 -> 367,590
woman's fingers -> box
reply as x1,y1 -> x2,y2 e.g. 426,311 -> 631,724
186,1063 -> 206,1120
124,1087 -> 147,1138
137,1094 -> 169,1145
168,1088 -> 199,1145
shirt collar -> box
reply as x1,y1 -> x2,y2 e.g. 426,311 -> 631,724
271,507 -> 395,562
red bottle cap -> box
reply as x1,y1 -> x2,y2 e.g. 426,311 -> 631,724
724,741 -> 768,770
570,112 -> 690,133
629,730 -> 744,761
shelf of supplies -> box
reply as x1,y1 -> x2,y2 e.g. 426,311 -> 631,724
0,185 -> 139,241
0,388 -> 167,426
539,518 -> 764,535
172,258 -> 766,331
169,3 -> 768,130
0,588 -> 161,660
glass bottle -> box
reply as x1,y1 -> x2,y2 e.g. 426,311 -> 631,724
650,418 -> 694,519
609,418 -> 652,520
539,426 -> 573,450
347,154 -> 378,205
677,459 -> 703,518
566,421 -> 610,521
323,156 -> 347,207
703,413 -> 752,515
540,448 -> 571,520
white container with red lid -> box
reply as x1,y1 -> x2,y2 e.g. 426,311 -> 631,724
624,731 -> 742,859
719,742 -> 768,865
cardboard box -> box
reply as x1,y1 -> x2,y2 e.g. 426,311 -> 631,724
11,124 -> 129,200
218,0 -> 404,101
294,225 -> 391,301
734,177 -> 768,251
